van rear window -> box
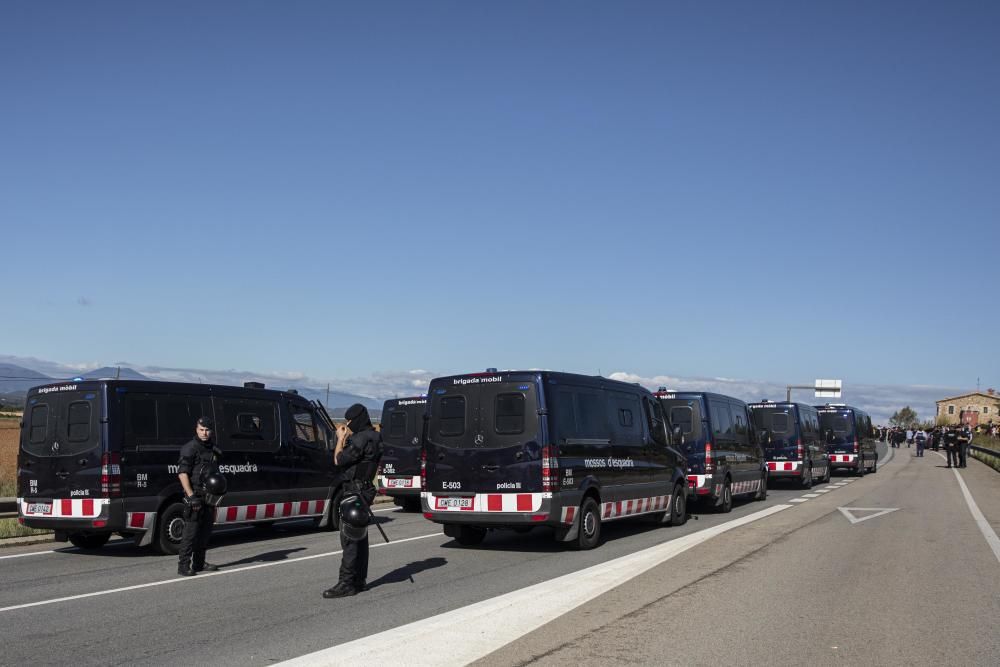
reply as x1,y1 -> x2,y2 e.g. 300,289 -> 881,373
819,413 -> 852,434
388,410 -> 407,438
67,401 -> 91,442
427,380 -> 538,448
495,393 -> 525,434
22,391 -> 100,457
439,396 -> 466,436
29,405 -> 48,444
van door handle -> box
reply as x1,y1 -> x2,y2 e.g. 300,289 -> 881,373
482,464 -> 499,473
56,471 -> 70,479
77,458 -> 88,466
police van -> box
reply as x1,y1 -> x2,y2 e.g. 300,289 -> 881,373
377,396 -> 427,511
815,404 -> 879,475
654,390 -> 768,512
748,401 -> 830,488
17,379 -> 346,553
421,370 -> 689,550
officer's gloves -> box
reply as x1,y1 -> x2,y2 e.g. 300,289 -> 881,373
184,495 -> 204,512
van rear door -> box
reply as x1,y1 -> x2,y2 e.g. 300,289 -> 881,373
18,384 -> 105,513
819,409 -> 856,454
750,405 -> 798,459
425,376 -> 542,495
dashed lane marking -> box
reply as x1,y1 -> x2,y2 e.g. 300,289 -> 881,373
789,499 -> 808,503
802,493 -> 820,498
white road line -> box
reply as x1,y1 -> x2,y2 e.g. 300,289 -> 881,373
802,493 -> 820,498
789,499 -> 808,503
878,445 -> 894,467
277,504 -> 792,667
0,532 -> 441,613
932,451 -> 1000,565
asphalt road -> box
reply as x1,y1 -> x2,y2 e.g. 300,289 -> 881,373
1,442 -> 998,666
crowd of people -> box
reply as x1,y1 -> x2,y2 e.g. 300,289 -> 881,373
874,425 -> 972,467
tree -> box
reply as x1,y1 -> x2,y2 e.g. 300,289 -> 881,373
889,406 -> 919,429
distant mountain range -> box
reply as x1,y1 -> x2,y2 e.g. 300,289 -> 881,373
0,361 -> 380,415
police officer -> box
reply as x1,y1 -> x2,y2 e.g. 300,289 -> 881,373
944,427 -> 960,468
957,425 -> 971,468
177,416 -> 221,576
323,403 -> 382,598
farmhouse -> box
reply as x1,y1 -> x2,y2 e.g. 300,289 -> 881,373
935,389 -> 1000,426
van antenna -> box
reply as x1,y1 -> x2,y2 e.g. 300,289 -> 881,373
116,365 -> 120,379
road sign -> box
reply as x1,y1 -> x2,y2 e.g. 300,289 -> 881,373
815,379 -> 842,398
837,507 -> 899,525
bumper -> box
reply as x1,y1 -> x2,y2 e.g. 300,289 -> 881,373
422,491 -> 557,526
19,497 -> 118,531
687,474 -> 718,498
767,460 -> 803,477
829,454 -> 860,468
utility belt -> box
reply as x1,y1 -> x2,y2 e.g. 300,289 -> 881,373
342,477 -> 377,506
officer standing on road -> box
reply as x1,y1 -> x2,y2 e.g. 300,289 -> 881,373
944,427 -> 960,468
177,416 -> 221,576
957,425 -> 971,468
323,403 -> 383,598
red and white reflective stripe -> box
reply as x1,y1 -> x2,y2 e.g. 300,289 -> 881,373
378,475 -> 421,491
600,495 -> 670,521
686,474 -> 711,489
830,454 -> 856,463
214,499 -> 327,525
560,505 -> 577,525
767,461 -> 801,472
18,497 -> 108,518
730,479 -> 762,495
126,512 -> 155,530
427,492 -> 546,513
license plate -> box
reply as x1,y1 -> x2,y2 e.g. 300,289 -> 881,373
27,502 -> 52,514
436,497 -> 473,509
387,478 -> 413,488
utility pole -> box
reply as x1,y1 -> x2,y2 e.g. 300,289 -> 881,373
326,383 -> 330,406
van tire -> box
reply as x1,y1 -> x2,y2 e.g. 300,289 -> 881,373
154,501 -> 187,555
869,456 -> 878,474
717,479 -> 733,513
571,497 -> 602,550
665,485 -> 687,526
800,464 -> 814,489
754,471 -> 768,501
69,533 -> 111,550
821,462 -> 832,483
856,457 -> 866,477
455,526 -> 487,546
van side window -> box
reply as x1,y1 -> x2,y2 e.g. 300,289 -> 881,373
29,404 -> 48,444
129,398 -> 157,439
67,401 -> 91,442
216,398 -> 279,452
645,398 -> 668,446
576,391 -> 610,439
551,390 -> 576,440
439,396 -> 466,437
710,401 -> 733,438
495,393 -> 525,435
162,399 -> 206,441
608,391 -> 641,444
388,410 -> 407,438
730,404 -> 749,445
291,407 -> 317,443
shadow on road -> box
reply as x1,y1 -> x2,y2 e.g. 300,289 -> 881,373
367,557 -> 448,590
219,547 -> 307,568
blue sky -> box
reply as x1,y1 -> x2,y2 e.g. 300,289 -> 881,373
2,2 -> 998,419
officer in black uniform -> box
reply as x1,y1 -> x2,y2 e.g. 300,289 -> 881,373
944,427 -> 960,468
957,426 -> 971,468
177,416 -> 221,576
323,403 -> 382,598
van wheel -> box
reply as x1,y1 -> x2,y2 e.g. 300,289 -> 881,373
856,457 -> 866,477
822,462 -> 832,484
800,464 -> 814,489
754,471 -> 768,501
717,479 -> 733,513
666,485 -> 688,526
455,526 -> 487,546
154,502 -> 186,555
869,457 -> 878,474
571,497 -> 602,550
69,533 -> 111,550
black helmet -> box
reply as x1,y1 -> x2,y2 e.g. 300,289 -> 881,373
203,474 -> 228,506
338,494 -> 369,541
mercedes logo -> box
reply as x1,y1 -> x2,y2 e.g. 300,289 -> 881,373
411,437 -> 419,445
51,441 -> 60,453
474,434 -> 484,445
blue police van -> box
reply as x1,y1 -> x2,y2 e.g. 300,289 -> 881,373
17,379 -> 345,553
816,404 -> 879,475
421,370 -> 689,550
377,396 -> 427,511
654,390 -> 768,512
748,401 -> 831,488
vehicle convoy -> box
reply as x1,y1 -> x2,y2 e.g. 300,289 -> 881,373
377,396 -> 427,511
17,379 -> 346,553
654,390 -> 769,512
421,370 -> 689,549
748,401 -> 831,488
816,403 -> 878,475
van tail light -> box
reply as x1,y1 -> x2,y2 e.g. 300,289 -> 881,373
101,452 -> 121,498
704,442 -> 714,474
420,448 -> 427,490
542,445 -> 560,492
796,439 -> 804,460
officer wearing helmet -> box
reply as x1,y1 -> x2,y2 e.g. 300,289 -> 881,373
323,403 -> 382,598
177,416 -> 225,576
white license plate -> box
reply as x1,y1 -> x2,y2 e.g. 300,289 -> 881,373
387,479 -> 412,488
27,502 -> 52,514
436,497 -> 473,509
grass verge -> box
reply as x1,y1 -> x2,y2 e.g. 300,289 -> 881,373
0,517 -> 51,540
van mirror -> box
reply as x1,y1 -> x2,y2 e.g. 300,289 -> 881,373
671,425 -> 684,445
